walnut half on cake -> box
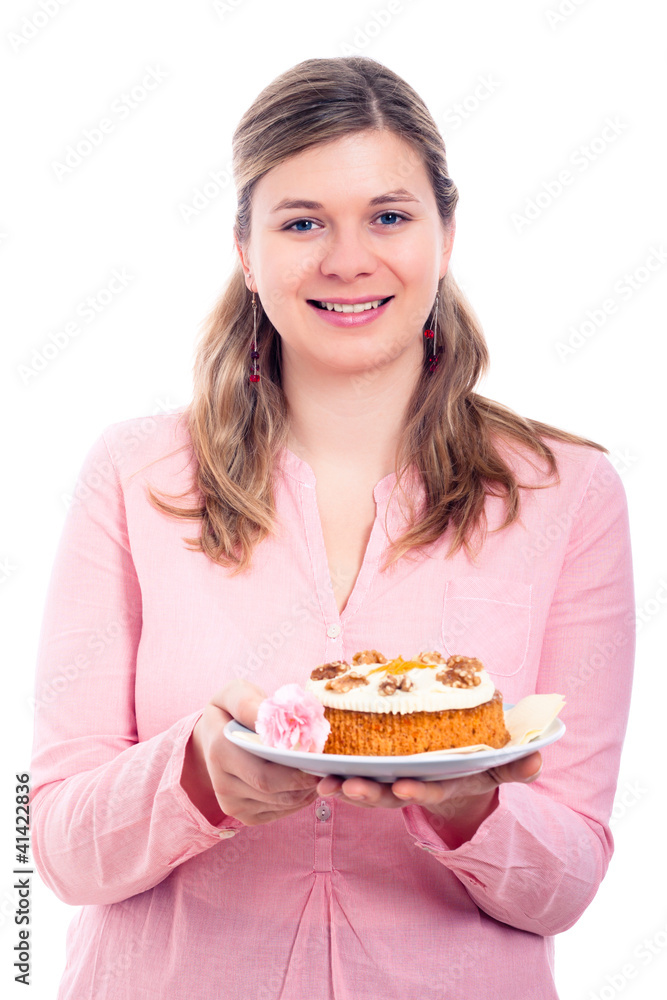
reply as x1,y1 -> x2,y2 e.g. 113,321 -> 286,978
306,651 -> 510,755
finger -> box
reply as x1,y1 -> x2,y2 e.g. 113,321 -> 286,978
317,775 -> 344,797
512,751 -> 543,781
336,777 -> 404,808
224,789 -> 320,826
393,753 -> 543,805
206,710 -> 320,795
391,766 -> 504,806
211,679 -> 268,730
215,764 -> 320,806
223,747 -> 321,797
390,777 -> 469,807
486,751 -> 543,787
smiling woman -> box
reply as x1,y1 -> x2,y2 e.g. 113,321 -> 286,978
30,56 -> 635,1000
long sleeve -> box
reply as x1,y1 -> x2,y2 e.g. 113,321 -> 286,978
30,430 -> 241,907
402,451 -> 635,936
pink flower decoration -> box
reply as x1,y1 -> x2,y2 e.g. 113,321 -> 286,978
255,684 -> 331,753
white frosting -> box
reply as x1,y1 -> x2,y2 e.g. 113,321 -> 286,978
305,660 -> 496,715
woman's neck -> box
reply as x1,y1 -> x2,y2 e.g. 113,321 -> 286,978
283,350 -> 422,479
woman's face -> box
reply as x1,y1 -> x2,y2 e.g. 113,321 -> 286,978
236,129 -> 454,380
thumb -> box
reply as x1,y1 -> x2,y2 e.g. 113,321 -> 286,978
514,751 -> 543,782
487,751 -> 543,787
212,679 -> 268,731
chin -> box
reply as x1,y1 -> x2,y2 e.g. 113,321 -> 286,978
330,359 -> 395,382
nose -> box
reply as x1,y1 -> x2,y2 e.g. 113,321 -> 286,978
318,225 -> 378,282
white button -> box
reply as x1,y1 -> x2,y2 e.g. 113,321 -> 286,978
217,829 -> 237,839
326,623 -> 341,638
315,801 -> 331,822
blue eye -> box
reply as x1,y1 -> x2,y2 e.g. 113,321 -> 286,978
284,212 -> 407,232
377,212 -> 403,225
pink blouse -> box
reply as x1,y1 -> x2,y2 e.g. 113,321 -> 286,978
30,409 -> 635,999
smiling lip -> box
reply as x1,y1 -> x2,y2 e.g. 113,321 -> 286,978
307,295 -> 393,327
308,295 -> 393,305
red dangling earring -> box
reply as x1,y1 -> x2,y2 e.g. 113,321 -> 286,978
249,289 -> 260,383
423,291 -> 439,374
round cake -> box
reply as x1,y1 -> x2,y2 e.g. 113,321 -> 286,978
304,650 -> 510,755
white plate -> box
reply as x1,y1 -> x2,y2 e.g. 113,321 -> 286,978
223,711 -> 566,782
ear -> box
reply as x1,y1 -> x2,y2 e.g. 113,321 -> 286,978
439,216 -> 456,280
234,235 -> 255,291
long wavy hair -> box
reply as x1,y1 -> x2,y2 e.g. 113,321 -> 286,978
147,56 -> 605,573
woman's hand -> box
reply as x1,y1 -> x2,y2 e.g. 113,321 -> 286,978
316,751 -> 543,848
181,679 -> 320,826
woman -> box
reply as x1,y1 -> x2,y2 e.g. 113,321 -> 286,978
31,56 -> 634,999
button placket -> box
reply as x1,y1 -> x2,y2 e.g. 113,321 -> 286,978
313,799 -> 333,872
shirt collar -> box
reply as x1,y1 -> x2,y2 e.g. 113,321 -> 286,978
276,446 -> 424,505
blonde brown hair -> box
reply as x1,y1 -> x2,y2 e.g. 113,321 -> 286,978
148,56 -> 605,572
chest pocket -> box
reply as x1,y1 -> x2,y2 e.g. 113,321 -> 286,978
441,576 -> 533,677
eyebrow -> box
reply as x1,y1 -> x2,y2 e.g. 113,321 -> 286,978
269,188 -> 421,213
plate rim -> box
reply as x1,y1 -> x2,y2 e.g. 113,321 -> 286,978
223,712 -> 565,769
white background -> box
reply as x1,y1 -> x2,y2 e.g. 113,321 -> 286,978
1,1 -> 665,997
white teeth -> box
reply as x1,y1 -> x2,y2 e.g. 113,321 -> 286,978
318,298 -> 388,313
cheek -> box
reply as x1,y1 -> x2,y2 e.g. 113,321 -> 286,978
400,248 -> 441,309
390,238 -> 434,281
260,290 -> 290,330
267,257 -> 309,298
268,232 -> 333,287
256,256 -> 297,310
